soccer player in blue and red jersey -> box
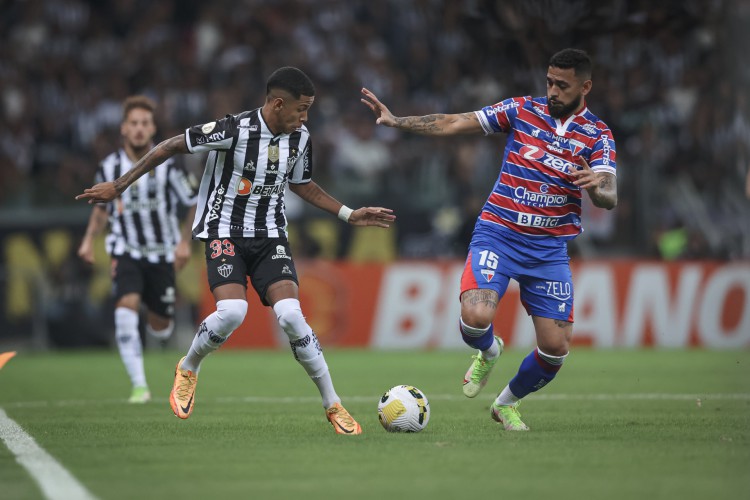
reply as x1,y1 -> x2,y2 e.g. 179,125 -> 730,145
362,48 -> 617,431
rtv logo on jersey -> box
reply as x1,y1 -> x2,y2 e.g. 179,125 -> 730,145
519,145 -> 577,174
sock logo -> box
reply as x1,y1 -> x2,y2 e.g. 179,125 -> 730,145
289,335 -> 311,361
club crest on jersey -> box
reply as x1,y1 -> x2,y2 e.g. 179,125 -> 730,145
480,269 -> 495,282
287,148 -> 298,168
268,144 -> 280,163
217,263 -> 233,278
236,177 -> 252,196
568,139 -> 586,156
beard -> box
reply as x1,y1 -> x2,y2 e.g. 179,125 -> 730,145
547,94 -> 581,119
128,139 -> 151,155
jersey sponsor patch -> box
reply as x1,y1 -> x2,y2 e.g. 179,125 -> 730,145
251,183 -> 285,197
236,177 -> 252,196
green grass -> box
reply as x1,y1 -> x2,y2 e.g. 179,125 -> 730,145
1,349 -> 749,500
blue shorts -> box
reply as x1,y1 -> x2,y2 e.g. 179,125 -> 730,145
460,226 -> 574,322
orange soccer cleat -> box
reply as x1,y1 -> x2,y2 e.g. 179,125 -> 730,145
170,357 -> 198,419
325,402 -> 362,435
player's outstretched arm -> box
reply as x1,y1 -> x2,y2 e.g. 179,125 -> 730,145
289,181 -> 395,228
571,157 -> 618,209
78,205 -> 108,264
174,204 -> 197,271
361,88 -> 483,136
76,135 -> 189,204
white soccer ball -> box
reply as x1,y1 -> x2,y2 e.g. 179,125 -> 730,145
377,385 -> 430,433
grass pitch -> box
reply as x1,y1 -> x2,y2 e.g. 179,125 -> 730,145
1,348 -> 749,500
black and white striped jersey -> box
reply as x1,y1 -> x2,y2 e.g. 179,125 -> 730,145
95,149 -> 198,264
185,107 -> 313,240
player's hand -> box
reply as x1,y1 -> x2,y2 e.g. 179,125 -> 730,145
75,182 -> 119,204
570,156 -> 602,190
174,240 -> 191,271
349,207 -> 396,228
77,239 -> 94,265
361,88 -> 398,127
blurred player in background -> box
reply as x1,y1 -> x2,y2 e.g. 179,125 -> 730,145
78,96 -> 198,404
362,49 -> 617,431
78,67 -> 395,434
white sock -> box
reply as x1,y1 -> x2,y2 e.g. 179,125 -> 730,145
146,321 -> 173,340
312,372 -> 341,409
482,338 -> 500,361
274,298 -> 339,408
182,299 -> 247,373
494,385 -> 520,406
114,307 -> 146,388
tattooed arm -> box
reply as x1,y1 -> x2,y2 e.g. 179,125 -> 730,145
361,88 -> 483,136
76,135 -> 189,204
570,157 -> 618,210
588,172 -> 618,209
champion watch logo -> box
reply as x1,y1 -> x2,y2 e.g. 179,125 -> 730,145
480,269 -> 495,282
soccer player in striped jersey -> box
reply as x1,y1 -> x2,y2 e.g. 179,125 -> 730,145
78,67 -> 395,434
362,49 -> 617,431
78,96 -> 198,404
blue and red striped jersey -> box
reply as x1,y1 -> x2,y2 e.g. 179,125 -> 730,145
474,96 -> 616,241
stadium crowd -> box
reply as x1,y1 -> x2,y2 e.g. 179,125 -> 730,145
1,0 -> 747,259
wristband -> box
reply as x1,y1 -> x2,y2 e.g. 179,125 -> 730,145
338,205 -> 353,222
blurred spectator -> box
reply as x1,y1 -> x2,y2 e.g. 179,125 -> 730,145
0,0 -> 748,258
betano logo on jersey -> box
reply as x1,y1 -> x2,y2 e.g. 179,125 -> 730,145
252,183 -> 285,197
236,177 -> 252,196
518,145 -> 578,174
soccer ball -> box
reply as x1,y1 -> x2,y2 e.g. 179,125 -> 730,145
377,385 -> 430,433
